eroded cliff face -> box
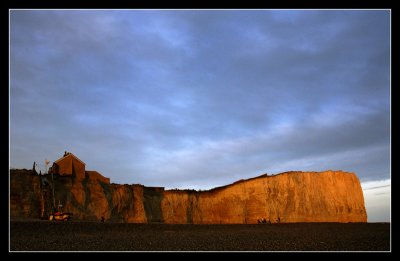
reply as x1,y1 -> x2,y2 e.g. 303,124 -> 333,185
162,171 -> 367,223
10,169 -> 367,223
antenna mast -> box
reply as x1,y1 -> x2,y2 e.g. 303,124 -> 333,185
45,159 -> 55,210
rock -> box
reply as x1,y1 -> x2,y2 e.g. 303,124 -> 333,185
161,170 -> 367,223
10,169 -> 367,223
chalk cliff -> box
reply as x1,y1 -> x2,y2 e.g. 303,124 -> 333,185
10,169 -> 367,223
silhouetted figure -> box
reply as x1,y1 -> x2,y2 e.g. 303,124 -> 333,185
101,216 -> 105,222
33,161 -> 36,173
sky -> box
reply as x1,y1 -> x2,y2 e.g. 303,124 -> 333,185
9,10 -> 390,222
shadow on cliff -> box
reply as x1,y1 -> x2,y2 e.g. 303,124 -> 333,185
143,187 -> 164,223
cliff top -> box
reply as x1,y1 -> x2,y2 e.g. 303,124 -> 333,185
10,168 -> 355,193
207,170 -> 354,193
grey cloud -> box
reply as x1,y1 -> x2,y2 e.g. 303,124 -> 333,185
10,10 -> 390,195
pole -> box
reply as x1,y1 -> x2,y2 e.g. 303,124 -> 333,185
45,159 -> 55,211
40,177 -> 45,219
51,171 -> 55,211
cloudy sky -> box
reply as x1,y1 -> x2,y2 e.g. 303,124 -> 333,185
10,10 -> 390,222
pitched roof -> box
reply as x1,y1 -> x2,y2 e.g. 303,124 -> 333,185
54,153 -> 86,166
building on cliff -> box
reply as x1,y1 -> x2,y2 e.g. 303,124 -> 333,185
48,152 -> 110,184
49,152 -> 85,178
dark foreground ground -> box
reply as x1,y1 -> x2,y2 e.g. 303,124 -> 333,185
10,221 -> 390,252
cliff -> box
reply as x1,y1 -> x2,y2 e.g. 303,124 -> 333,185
10,169 -> 367,223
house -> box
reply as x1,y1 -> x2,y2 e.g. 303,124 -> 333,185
48,151 -> 86,179
48,151 -> 109,184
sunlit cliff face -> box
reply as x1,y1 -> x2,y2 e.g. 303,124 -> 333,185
11,169 -> 366,223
